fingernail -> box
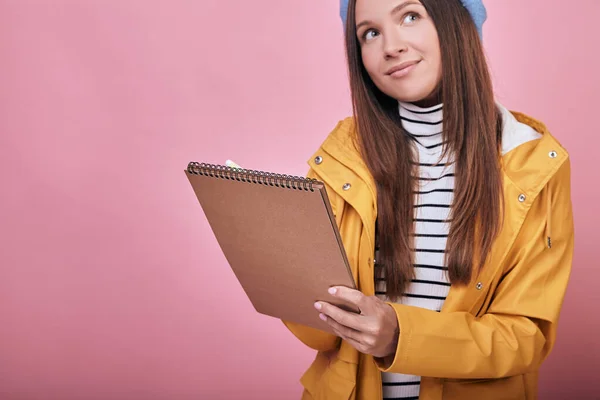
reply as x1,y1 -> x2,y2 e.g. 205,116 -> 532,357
314,302 -> 322,310
328,287 -> 337,295
319,313 -> 327,321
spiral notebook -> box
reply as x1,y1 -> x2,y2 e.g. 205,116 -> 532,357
185,162 -> 358,334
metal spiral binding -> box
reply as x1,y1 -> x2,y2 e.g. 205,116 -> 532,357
187,162 -> 317,192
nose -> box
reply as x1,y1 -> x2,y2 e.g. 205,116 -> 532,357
383,31 -> 407,59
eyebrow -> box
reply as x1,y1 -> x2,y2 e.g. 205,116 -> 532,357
355,0 -> 422,31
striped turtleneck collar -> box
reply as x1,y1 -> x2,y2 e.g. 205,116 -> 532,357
398,101 -> 444,152
398,101 -> 545,157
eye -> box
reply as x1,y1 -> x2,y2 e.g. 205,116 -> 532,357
363,29 -> 379,41
403,12 -> 420,24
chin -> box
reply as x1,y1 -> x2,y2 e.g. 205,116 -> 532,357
388,91 -> 432,104
383,84 -> 439,105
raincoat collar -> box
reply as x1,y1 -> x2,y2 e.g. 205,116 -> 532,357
310,108 -> 567,207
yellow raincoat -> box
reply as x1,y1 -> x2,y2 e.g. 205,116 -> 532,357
283,110 -> 574,400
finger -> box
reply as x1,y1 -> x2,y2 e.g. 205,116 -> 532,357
326,319 -> 368,354
317,302 -> 362,331
320,313 -> 365,345
336,333 -> 367,355
329,286 -> 373,315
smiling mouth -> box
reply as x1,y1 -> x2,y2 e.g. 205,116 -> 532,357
386,61 -> 420,77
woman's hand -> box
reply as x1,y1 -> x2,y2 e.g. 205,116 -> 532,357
314,286 -> 399,359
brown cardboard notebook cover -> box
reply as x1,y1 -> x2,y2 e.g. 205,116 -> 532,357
185,162 -> 357,334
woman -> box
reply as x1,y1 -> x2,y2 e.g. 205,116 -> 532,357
282,0 -> 574,399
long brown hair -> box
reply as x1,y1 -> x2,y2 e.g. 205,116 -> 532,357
344,0 -> 503,300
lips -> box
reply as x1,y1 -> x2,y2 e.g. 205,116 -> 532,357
385,60 -> 420,76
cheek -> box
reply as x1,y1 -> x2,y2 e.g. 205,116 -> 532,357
426,35 -> 442,74
361,48 -> 379,79
431,46 -> 442,74
416,39 -> 442,82
432,50 -> 442,84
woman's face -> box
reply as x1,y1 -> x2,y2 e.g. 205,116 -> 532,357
355,0 -> 442,105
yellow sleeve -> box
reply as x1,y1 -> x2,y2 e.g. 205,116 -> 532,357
281,167 -> 345,352
377,159 -> 574,379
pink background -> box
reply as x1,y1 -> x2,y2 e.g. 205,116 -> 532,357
0,1 -> 597,399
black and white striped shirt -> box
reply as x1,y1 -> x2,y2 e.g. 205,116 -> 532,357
376,101 -> 543,399
377,101 -> 452,400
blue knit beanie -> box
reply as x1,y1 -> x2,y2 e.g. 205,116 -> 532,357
339,0 -> 487,39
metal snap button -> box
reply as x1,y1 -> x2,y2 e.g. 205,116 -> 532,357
518,194 -> 526,202
476,282 -> 483,290
343,183 -> 351,191
549,151 -> 558,159
314,156 -> 323,165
